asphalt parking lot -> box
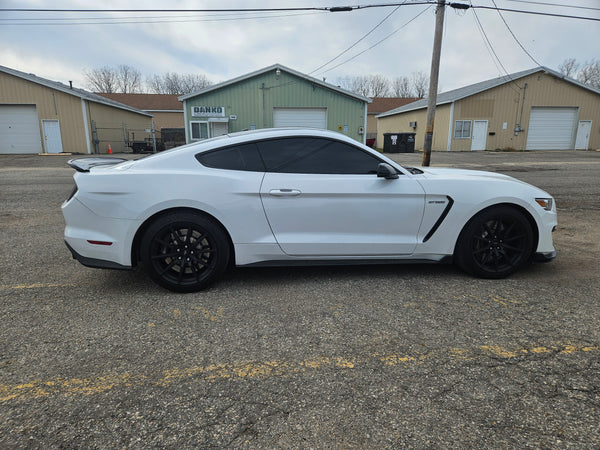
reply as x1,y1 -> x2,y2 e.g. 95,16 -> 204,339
1,149 -> 599,448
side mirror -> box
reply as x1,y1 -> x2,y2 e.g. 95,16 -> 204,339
377,163 -> 399,180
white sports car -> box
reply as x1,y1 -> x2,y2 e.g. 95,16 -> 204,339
62,128 -> 557,292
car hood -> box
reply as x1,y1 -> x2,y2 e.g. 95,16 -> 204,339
417,166 -> 519,182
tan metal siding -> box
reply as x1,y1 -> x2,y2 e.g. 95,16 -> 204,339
1,71 -> 153,154
377,105 -> 450,152
86,101 -> 153,153
0,71 -> 87,153
151,111 -> 184,130
378,71 -> 600,151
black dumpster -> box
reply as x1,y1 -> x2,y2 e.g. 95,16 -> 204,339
383,132 -> 416,153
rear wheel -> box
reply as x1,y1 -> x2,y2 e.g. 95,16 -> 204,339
140,213 -> 229,292
456,206 -> 534,279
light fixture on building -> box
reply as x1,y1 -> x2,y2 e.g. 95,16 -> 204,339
275,68 -> 281,78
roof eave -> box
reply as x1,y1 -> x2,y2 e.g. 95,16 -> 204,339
179,63 -> 372,103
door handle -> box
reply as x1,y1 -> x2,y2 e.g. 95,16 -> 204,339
269,189 -> 301,197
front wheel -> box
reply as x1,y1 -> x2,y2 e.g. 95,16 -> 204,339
140,213 -> 230,292
455,206 -> 534,279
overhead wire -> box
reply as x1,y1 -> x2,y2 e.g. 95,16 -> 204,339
490,0 -> 543,67
319,5 -> 433,74
0,11 -> 327,26
470,2 -> 522,92
309,2 -> 405,75
503,0 -> 600,12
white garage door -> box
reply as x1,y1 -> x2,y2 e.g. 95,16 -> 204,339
273,108 -> 327,129
525,107 -> 578,150
0,105 -> 43,154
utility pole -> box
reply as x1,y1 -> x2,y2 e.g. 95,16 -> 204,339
422,0 -> 446,167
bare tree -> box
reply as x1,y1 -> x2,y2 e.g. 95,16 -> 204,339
146,74 -> 163,94
411,71 -> 429,98
392,76 -> 413,97
577,59 -> 600,89
147,72 -> 212,95
115,65 -> 142,94
335,75 -> 392,97
368,74 -> 391,97
85,66 -> 117,93
557,58 -> 600,89
558,58 -> 579,78
351,75 -> 371,97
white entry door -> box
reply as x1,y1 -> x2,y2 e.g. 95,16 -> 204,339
471,120 -> 488,151
575,120 -> 592,150
42,120 -> 63,153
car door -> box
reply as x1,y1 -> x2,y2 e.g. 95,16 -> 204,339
258,137 -> 426,256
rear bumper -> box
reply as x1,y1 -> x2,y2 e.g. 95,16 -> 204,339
65,241 -> 131,270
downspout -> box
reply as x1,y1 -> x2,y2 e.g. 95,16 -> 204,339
183,100 -> 189,143
447,101 -> 455,151
81,99 -> 92,154
363,102 -> 368,145
261,83 -> 267,128
516,83 -> 527,135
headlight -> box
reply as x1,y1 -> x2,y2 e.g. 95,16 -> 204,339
535,198 -> 553,211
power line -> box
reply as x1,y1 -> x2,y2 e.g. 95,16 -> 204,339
491,0 -> 543,67
1,3 -> 598,23
470,5 -> 522,92
504,0 -> 600,12
319,6 -> 433,74
310,3 -> 405,75
0,11 -> 326,26
0,4 -> 436,14
468,5 -> 600,21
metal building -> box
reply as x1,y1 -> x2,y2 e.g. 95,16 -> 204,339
179,64 -> 371,145
377,67 -> 600,151
0,65 -> 153,154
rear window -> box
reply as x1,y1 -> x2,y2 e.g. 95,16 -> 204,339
196,143 -> 264,172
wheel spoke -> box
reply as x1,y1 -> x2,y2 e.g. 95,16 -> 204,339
158,258 -> 179,275
500,221 -> 516,239
502,243 -> 524,253
503,233 -> 526,243
151,251 -> 180,260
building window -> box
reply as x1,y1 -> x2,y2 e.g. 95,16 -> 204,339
191,121 -> 209,140
454,120 -> 471,139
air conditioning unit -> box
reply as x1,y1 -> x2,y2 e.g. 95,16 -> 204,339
409,121 -> 417,128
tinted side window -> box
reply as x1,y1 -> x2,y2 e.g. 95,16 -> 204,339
257,138 -> 382,174
196,143 -> 264,172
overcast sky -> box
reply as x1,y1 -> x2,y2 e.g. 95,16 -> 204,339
1,0 -> 598,94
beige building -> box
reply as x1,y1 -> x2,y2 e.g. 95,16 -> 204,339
96,93 -> 184,130
0,65 -> 153,154
366,97 -> 419,147
377,67 -> 600,151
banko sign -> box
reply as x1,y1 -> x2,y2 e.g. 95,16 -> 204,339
191,106 -> 226,117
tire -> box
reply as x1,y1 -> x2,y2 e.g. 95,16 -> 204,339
140,212 -> 230,292
455,206 -> 534,279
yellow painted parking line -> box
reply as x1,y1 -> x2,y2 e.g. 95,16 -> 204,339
0,282 -> 76,290
1,342 -> 597,403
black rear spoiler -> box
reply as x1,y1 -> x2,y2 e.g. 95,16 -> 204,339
67,157 -> 128,173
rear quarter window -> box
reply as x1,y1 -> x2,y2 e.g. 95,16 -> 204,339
196,143 -> 265,172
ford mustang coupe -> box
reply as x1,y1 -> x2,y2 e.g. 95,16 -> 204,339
62,128 -> 556,292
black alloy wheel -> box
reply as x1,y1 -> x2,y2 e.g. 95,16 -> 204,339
456,206 -> 534,279
140,213 -> 229,292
